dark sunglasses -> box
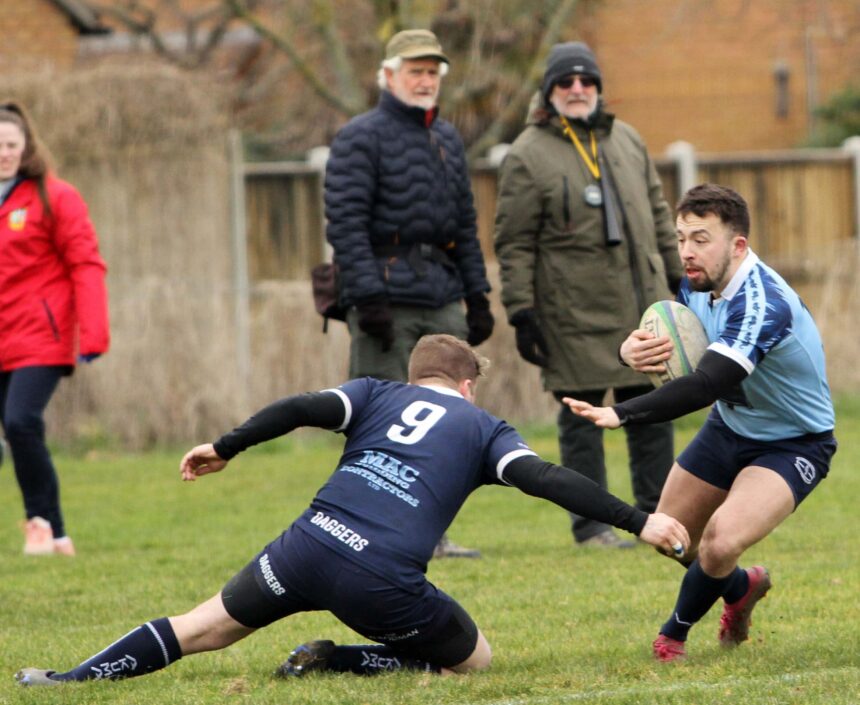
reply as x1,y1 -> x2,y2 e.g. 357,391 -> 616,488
555,75 -> 597,89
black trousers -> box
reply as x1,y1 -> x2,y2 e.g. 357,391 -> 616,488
0,366 -> 66,538
554,385 -> 674,543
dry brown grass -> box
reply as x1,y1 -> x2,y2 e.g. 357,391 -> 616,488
803,239 -> 860,394
1,64 -> 238,448
5,61 -> 228,160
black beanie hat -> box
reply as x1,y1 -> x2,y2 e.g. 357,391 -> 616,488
541,41 -> 602,100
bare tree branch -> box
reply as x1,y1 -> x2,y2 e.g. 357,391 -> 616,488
88,0 -> 235,69
83,0 -> 590,154
310,0 -> 366,113
466,0 -> 581,160
224,0 -> 364,116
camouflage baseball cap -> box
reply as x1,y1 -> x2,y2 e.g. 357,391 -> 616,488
385,29 -> 449,64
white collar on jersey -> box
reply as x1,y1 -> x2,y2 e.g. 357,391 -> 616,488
712,248 -> 759,303
419,384 -> 464,399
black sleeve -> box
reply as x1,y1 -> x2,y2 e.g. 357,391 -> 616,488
614,350 -> 748,425
502,455 -> 648,536
212,391 -> 346,460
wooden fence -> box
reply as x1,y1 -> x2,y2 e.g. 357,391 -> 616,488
244,161 -> 326,281
236,142 -> 860,411
243,143 -> 860,284
473,149 -> 858,276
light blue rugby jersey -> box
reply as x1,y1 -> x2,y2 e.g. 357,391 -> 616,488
677,250 -> 834,440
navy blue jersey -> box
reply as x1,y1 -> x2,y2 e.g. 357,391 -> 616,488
292,378 -> 536,584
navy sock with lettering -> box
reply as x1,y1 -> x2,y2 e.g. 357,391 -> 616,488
326,645 -> 440,675
660,560 -> 746,642
51,618 -> 182,682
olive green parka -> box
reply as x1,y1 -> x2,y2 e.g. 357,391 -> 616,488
494,103 -> 683,392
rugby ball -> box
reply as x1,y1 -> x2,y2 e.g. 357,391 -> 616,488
639,300 -> 709,388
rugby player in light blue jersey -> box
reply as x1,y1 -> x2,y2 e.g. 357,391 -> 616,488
16,334 -> 687,687
564,183 -> 837,662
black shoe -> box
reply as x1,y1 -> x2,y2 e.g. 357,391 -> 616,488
578,529 -> 636,549
275,640 -> 335,677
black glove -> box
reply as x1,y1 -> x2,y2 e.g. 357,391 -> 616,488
465,293 -> 494,346
356,298 -> 394,352
510,308 -> 549,367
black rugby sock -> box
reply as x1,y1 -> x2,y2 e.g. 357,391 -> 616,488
327,644 -> 440,675
722,567 -> 750,604
660,560 -> 746,641
51,617 -> 182,682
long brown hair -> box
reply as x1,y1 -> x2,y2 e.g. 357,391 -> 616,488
0,101 -> 53,216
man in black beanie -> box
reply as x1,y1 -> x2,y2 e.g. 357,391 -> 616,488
541,41 -> 603,98
494,41 -> 684,549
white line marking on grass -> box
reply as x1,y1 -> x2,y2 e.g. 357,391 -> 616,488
471,666 -> 859,705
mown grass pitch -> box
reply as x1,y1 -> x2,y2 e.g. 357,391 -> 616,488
2,401 -> 857,704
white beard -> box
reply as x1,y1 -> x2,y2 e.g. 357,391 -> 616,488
550,94 -> 596,121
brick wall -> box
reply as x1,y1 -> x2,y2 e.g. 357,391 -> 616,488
0,0 -> 80,68
577,0 -> 860,152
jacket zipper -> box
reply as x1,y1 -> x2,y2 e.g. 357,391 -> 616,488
41,300 -> 61,341
562,176 -> 571,230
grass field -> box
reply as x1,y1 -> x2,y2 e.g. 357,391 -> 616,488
1,400 -> 858,704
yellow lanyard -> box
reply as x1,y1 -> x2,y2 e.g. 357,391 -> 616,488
559,115 -> 600,180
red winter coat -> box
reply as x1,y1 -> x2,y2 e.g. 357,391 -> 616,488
0,176 -> 109,371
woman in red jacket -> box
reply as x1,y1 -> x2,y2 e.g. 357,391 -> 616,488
0,102 -> 109,556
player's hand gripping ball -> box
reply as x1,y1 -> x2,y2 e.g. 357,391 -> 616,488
639,300 -> 708,388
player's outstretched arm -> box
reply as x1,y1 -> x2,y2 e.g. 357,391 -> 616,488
211,391 -> 347,461
180,443 -> 228,481
503,455 -> 690,557
568,351 -> 750,428
561,398 -> 621,428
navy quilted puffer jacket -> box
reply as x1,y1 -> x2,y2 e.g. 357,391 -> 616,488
325,91 -> 490,308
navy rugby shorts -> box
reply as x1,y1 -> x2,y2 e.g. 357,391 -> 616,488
677,411 -> 837,506
220,526 -> 478,667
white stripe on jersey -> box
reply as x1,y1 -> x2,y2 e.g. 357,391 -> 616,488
323,388 -> 353,431
496,448 -> 538,485
708,341 -> 755,374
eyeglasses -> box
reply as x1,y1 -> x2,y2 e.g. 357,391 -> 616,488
555,75 -> 597,90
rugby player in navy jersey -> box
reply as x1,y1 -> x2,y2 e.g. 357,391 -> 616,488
17,334 -> 688,686
563,184 -> 837,662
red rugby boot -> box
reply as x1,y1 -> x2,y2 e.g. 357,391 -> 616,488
652,634 -> 686,662
718,566 -> 772,647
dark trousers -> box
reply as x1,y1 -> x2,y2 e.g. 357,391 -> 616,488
346,302 -> 468,381
0,366 -> 66,538
555,385 -> 674,542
